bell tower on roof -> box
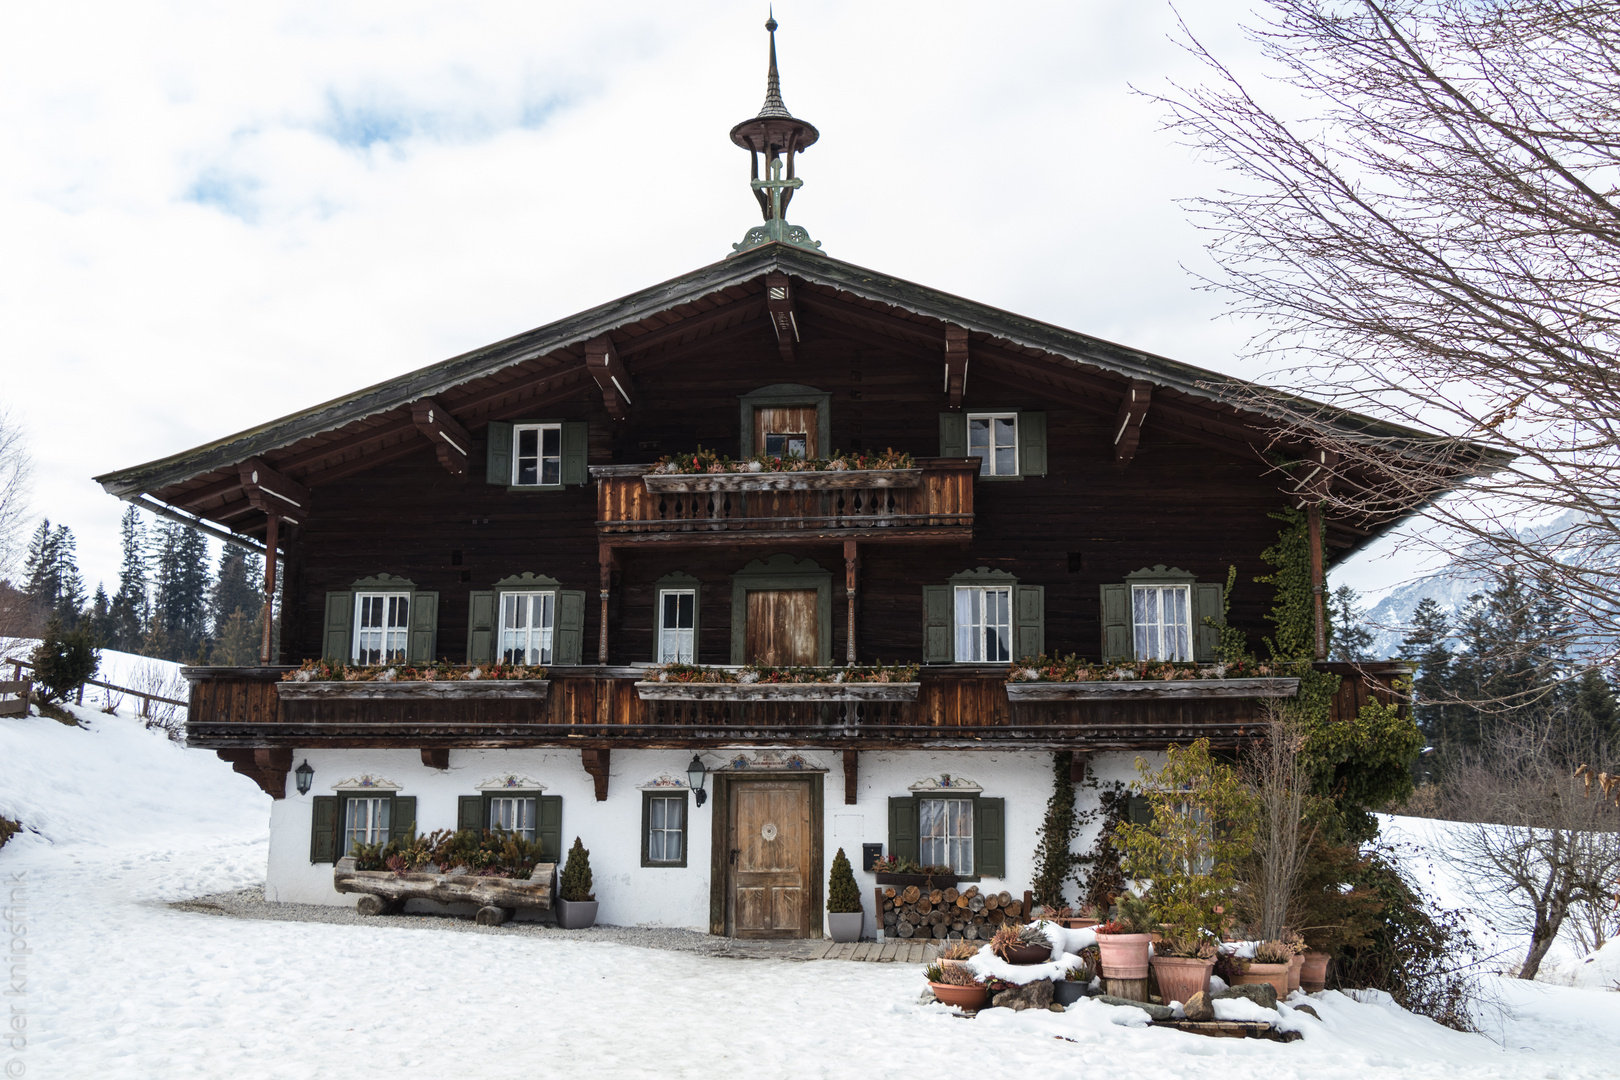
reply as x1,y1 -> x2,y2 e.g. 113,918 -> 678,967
730,14 -> 823,255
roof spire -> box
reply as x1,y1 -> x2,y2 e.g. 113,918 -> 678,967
728,13 -> 823,256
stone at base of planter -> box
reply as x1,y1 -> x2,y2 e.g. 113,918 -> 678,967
1095,994 -> 1174,1021
555,897 -> 599,929
1219,978 -> 1280,1010
1233,962 -> 1290,1002
827,912 -> 863,942
991,980 -> 1054,1012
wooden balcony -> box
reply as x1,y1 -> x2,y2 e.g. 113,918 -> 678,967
591,459 -> 977,547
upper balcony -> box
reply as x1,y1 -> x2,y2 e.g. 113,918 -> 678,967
591,458 -> 977,549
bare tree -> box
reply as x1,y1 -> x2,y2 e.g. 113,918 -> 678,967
0,408 -> 31,585
1151,0 -> 1620,673
1441,720 -> 1620,978
1240,701 -> 1316,940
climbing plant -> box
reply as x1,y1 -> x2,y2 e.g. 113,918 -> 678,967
1031,751 -> 1080,910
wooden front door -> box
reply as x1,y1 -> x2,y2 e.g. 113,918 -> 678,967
745,589 -> 818,666
728,779 -> 813,938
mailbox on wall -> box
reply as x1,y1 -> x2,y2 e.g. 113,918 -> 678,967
862,843 -> 883,872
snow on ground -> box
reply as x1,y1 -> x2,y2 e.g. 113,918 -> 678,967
3,676 -> 1620,1078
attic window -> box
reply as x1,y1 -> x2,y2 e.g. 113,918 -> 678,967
514,423 -> 562,486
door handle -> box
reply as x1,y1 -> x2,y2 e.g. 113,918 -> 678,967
730,847 -> 740,866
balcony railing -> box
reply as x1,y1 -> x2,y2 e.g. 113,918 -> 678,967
591,459 -> 977,546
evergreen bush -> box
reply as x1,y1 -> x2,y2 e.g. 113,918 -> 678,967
827,847 -> 862,913
31,618 -> 99,704
559,836 -> 594,902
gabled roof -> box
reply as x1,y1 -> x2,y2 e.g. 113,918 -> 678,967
94,241 -> 1506,560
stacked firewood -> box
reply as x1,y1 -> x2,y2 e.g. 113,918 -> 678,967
879,884 -> 1027,940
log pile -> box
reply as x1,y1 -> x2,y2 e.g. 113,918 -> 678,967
879,884 -> 1027,940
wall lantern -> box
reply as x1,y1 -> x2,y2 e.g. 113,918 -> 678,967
686,755 -> 708,808
294,759 -> 314,796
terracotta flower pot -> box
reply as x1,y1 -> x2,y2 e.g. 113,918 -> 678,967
929,981 -> 989,1010
1301,951 -> 1330,993
1234,961 -> 1291,1001
996,942 -> 1053,965
1288,952 -> 1304,994
1093,931 -> 1152,980
1150,955 -> 1214,1004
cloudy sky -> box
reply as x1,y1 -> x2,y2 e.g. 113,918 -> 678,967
1,0 -> 1418,596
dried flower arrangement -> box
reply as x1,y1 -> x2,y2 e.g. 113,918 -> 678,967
868,855 -> 954,876
1007,653 -> 1281,683
284,659 -> 547,683
651,446 -> 915,474
649,662 -> 919,685
1250,939 -> 1296,966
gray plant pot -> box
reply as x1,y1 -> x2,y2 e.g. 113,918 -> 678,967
1052,979 -> 1093,1006
555,898 -> 598,929
827,912 -> 864,943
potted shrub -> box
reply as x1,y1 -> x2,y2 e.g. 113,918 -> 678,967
555,837 -> 598,929
1234,939 -> 1294,999
925,962 -> 989,1010
827,847 -> 864,942
1052,963 -> 1095,1006
1092,891 -> 1154,982
990,923 -> 1053,965
939,940 -> 979,979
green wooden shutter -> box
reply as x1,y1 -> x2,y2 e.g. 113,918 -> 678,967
888,796 -> 919,865
975,797 -> 1006,878
537,795 -> 563,863
555,590 -> 586,665
457,795 -> 484,835
391,796 -> 416,844
322,592 -> 353,661
939,412 -> 967,457
1100,583 -> 1131,661
310,795 -> 338,863
466,590 -> 496,664
1015,585 -> 1045,660
486,421 -> 513,485
1018,412 -> 1047,476
922,585 -> 953,663
408,591 -> 438,663
560,421 -> 589,486
1193,581 -> 1225,662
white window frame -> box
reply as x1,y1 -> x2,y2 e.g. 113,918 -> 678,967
645,793 -> 686,865
1132,584 -> 1192,662
512,422 -> 563,487
919,797 -> 975,875
657,588 -> 697,663
343,795 -> 391,854
353,592 -> 411,665
498,591 -> 555,665
954,585 -> 1013,663
488,795 -> 537,841
966,412 -> 1019,477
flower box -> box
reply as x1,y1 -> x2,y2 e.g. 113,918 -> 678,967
634,681 -> 919,703
1004,677 -> 1299,702
278,679 -> 551,702
641,467 -> 923,493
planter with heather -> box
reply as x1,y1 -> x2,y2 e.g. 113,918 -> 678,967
635,663 -> 920,702
279,660 -> 549,701
1006,654 -> 1298,700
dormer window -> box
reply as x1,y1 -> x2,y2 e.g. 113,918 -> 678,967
514,423 -> 562,486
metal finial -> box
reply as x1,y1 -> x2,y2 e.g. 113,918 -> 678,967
757,11 -> 790,119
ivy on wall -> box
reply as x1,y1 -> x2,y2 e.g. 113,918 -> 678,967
1031,751 -> 1080,910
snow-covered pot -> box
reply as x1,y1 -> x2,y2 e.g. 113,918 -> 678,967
928,982 -> 989,1010
555,898 -> 598,929
1234,961 -> 1291,1001
996,942 -> 1053,965
1150,956 -> 1213,1004
828,912 -> 863,943
1301,951 -> 1331,993
1093,931 -> 1152,980
1288,952 -> 1304,994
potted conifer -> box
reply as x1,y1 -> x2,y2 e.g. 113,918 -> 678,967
827,847 -> 864,942
555,837 -> 598,929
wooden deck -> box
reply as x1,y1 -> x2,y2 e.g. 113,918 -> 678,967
802,938 -> 939,964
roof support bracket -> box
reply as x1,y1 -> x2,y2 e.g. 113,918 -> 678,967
238,458 -> 310,525
586,337 -> 634,421
764,272 -> 799,363
1293,446 -> 1340,505
943,325 -> 969,409
409,397 -> 473,477
1113,381 -> 1154,466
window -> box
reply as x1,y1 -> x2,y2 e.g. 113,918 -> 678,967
764,430 -> 808,459
955,586 -> 1012,662
353,592 -> 410,664
642,791 -> 688,867
343,796 -> 391,854
967,413 -> 1018,477
500,591 -> 555,664
513,423 -> 562,486
1133,584 -> 1192,661
919,798 -> 974,875
658,588 -> 696,663
489,795 -> 537,841
738,384 -> 831,458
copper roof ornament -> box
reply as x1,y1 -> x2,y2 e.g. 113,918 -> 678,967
730,13 -> 823,255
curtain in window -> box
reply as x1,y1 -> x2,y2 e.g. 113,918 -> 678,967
489,796 -> 536,841
500,592 -> 555,665
648,795 -> 684,862
355,594 -> 409,664
919,798 -> 974,875
1132,585 -> 1191,661
955,586 -> 1012,662
659,590 -> 696,663
343,796 -> 391,854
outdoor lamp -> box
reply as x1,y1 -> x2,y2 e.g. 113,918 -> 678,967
295,759 -> 314,796
686,754 -> 708,807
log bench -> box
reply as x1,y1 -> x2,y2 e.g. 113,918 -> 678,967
335,858 -> 556,925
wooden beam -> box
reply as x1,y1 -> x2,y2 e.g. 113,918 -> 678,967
598,545 -> 616,664
175,474 -> 248,511
797,293 -> 945,348
421,748 -> 450,770
267,416 -> 417,477
843,540 -> 859,665
409,397 -> 473,477
843,749 -> 858,806
765,272 -> 799,363
216,748 -> 290,799
259,514 -> 278,664
617,295 -> 765,356
944,325 -> 969,410
1114,380 -> 1154,465
1069,753 -> 1088,783
238,457 -> 310,525
581,748 -> 610,801
585,337 -> 634,422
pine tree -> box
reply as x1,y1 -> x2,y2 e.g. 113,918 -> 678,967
1402,597 -> 1455,745
108,505 -> 149,651
50,525 -> 86,627
21,518 -> 57,623
1328,585 -> 1376,662
150,521 -> 213,661
213,607 -> 259,666
827,848 -> 862,914
210,546 -> 262,639
1571,668 -> 1619,752
89,584 -> 112,645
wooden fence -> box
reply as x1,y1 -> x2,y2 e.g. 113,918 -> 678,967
3,657 -> 188,719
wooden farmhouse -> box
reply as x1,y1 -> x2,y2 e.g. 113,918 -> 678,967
96,23 -> 1477,938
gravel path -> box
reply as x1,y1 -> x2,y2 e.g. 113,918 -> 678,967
166,886 -> 826,960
